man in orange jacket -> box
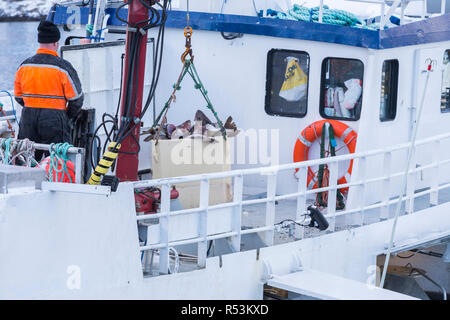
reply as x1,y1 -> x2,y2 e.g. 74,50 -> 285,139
14,20 -> 83,160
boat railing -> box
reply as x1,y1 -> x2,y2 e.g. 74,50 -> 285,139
133,131 -> 450,275
338,0 -> 441,28
34,143 -> 86,184
0,139 -> 85,185
0,92 -> 85,184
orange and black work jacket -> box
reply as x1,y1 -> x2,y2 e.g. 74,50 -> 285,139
14,48 -> 83,120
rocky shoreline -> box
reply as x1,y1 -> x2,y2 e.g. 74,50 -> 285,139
0,16 -> 45,22
0,0 -> 55,23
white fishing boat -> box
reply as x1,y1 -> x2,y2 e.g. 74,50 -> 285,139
0,0 -> 449,300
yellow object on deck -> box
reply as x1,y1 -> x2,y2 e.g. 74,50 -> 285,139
86,142 -> 121,185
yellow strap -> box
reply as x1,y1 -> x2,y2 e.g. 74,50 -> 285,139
95,166 -> 109,175
99,159 -> 114,167
86,142 -> 121,185
104,151 -> 119,159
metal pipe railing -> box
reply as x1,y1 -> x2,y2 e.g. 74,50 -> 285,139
136,130 -> 450,276
20,142 -> 84,184
410,268 -> 447,300
34,143 -> 84,155
134,131 -> 450,188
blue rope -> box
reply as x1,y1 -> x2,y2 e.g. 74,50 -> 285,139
85,36 -> 105,41
0,90 -> 19,125
84,25 -> 106,42
49,142 -> 74,183
269,4 -> 363,27
96,27 -> 108,36
2,138 -> 12,165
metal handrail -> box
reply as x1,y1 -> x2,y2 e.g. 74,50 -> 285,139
136,130 -> 450,275
409,268 -> 447,300
133,131 -> 450,188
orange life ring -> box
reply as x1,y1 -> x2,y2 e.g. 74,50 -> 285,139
293,120 -> 357,192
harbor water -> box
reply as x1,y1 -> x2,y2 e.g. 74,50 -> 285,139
0,21 -> 40,90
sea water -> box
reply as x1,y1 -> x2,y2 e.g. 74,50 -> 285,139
0,21 -> 40,91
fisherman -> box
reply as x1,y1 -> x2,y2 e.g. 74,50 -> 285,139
14,20 -> 83,160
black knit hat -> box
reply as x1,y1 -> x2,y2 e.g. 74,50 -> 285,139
37,20 -> 61,44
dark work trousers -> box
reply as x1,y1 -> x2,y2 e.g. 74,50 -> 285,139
18,107 -> 72,161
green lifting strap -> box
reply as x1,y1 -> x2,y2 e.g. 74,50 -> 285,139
317,122 -> 346,210
152,59 -> 227,140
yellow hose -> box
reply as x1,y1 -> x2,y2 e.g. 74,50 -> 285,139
86,142 -> 121,185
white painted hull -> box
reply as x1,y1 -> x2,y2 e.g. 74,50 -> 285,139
0,181 -> 447,299
0,4 -> 449,299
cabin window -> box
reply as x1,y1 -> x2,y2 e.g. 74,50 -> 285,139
265,49 -> 310,118
441,50 -> 450,113
380,59 -> 399,121
320,58 -> 364,121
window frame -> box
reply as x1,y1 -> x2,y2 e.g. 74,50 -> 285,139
441,49 -> 450,114
265,49 -> 310,118
319,57 -> 365,122
379,59 -> 399,122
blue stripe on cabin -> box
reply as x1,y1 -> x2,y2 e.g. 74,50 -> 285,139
50,7 -> 450,50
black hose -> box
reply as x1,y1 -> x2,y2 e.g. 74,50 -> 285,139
93,0 -> 170,162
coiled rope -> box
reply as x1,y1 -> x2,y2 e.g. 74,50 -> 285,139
268,4 -> 363,27
0,138 -> 37,166
0,139 -> 76,183
48,142 -> 74,183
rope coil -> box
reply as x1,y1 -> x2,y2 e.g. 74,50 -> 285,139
0,138 -> 37,167
268,5 -> 363,27
48,142 -> 75,183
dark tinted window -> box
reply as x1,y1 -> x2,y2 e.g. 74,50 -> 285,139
380,59 -> 399,121
320,58 -> 364,121
265,49 -> 310,118
441,50 -> 450,113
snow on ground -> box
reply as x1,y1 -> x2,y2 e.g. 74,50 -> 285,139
0,0 -> 59,20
